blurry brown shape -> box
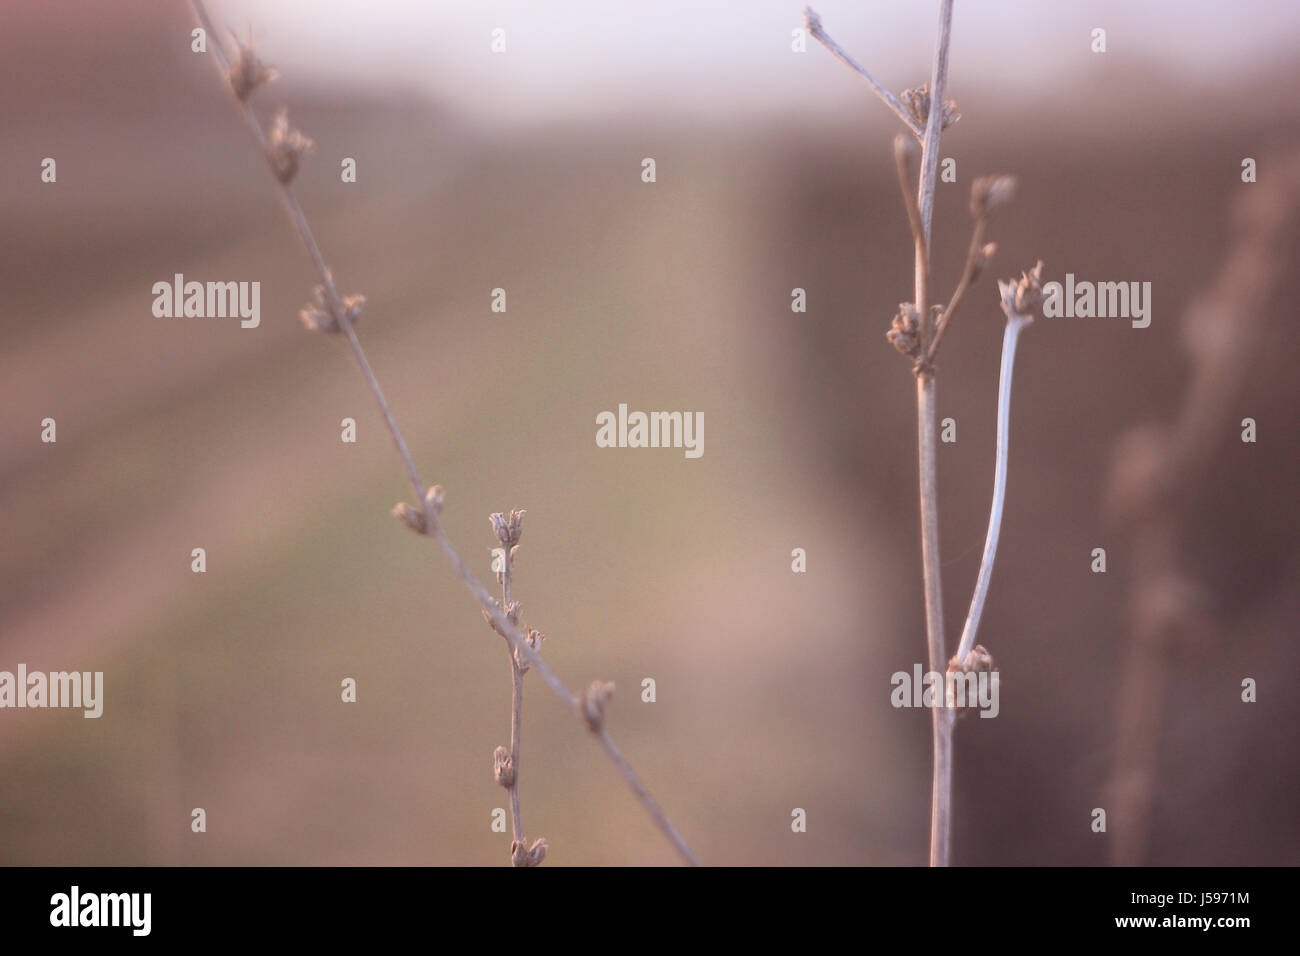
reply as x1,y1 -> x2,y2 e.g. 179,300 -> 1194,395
1105,150 -> 1300,865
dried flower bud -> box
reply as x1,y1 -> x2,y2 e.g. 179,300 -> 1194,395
504,601 -> 521,626
902,84 -> 960,131
298,302 -> 334,333
970,175 -> 1016,217
511,837 -> 548,868
887,302 -> 922,358
341,293 -> 365,326
489,509 -> 525,549
949,643 -> 996,675
970,242 -> 998,283
493,746 -> 515,787
268,109 -> 313,184
228,33 -> 278,103
514,627 -> 544,674
423,484 -> 444,517
297,288 -> 362,334
577,680 -> 615,731
392,501 -> 427,535
999,261 -> 1045,319
946,644 -> 997,715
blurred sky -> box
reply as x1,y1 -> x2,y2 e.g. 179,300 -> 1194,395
205,0 -> 1300,126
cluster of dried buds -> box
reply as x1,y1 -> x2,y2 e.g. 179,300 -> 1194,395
999,261 -> 1046,319
299,283 -> 366,334
945,643 -> 997,716
902,83 -> 961,132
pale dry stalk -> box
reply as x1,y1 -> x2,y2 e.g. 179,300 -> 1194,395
809,0 -> 1036,867
189,0 -> 698,867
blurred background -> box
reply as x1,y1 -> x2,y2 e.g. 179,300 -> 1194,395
1,0 -> 1298,865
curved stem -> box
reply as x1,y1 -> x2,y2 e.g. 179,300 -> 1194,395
956,316 -> 1028,662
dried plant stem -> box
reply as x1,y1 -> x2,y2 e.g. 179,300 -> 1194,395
190,0 -> 698,867
917,377 -> 952,868
816,0 -> 958,867
813,1 -> 1036,868
955,314 -> 1028,662
916,0 -> 953,246
804,8 -> 924,138
917,0 -> 955,871
500,549 -> 526,858
928,215 -> 987,362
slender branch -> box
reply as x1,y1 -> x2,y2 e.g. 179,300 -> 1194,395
927,216 -> 986,363
500,532 -> 523,846
893,136 -> 929,353
916,0 -> 953,251
803,7 -> 924,138
954,313 -> 1029,662
594,728 -> 699,864
490,519 -> 534,865
189,0 -> 698,867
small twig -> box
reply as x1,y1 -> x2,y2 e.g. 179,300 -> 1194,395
489,511 -> 545,866
804,6 -> 924,139
189,0 -> 698,867
928,218 -> 986,362
915,0 -> 954,249
893,136 -> 930,354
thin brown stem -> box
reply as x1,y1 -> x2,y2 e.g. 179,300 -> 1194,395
804,7 -> 924,138
928,215 -> 987,363
595,729 -> 700,866
189,0 -> 697,867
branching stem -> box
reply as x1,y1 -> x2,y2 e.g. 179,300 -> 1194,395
189,0 -> 698,867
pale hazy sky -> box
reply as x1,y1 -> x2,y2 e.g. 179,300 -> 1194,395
209,1 -> 1300,127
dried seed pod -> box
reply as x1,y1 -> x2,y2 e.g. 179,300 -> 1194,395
902,83 -> 960,131
514,628 -> 544,674
971,175 -> 1016,217
888,302 -> 922,358
999,260 -> 1045,319
392,501 -> 427,535
268,109 -> 313,184
493,746 -> 515,787
489,509 -> 525,549
511,837 -> 548,868
577,680 -> 615,731
227,32 -> 277,103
